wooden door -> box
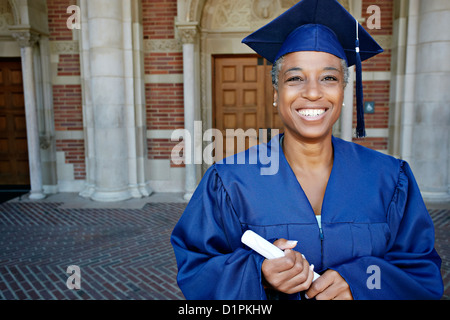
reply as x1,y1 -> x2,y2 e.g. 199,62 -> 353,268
0,58 -> 30,186
213,55 -> 283,161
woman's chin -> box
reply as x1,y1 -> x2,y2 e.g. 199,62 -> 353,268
287,124 -> 333,142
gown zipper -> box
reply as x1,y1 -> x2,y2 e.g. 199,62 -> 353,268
319,226 -> 324,241
319,225 -> 324,270
316,215 -> 324,270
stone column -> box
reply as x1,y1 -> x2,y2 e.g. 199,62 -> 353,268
37,35 -> 58,194
341,66 -> 355,142
411,0 -> 450,202
178,23 -> 198,201
400,0 -> 420,166
79,0 -> 150,202
89,0 -> 130,202
388,0 -> 411,159
78,0 -> 96,198
11,29 -> 46,200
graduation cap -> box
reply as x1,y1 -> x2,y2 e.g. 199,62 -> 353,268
242,0 -> 384,138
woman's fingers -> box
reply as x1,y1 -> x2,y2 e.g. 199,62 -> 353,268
305,269 -> 353,300
273,238 -> 298,250
262,248 -> 313,294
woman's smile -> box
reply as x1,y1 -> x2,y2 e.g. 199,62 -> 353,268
295,107 -> 329,121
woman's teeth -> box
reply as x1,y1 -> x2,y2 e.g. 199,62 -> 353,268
298,109 -> 326,117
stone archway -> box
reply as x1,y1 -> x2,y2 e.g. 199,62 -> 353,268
0,0 -> 20,26
179,0 -> 206,23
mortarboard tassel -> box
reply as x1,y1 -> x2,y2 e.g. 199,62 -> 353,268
355,21 -> 366,138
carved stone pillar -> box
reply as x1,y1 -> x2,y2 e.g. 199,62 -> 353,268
82,0 -> 133,202
10,29 -> 46,200
341,66 -> 355,141
178,23 -> 199,200
79,0 -> 151,202
410,0 -> 450,202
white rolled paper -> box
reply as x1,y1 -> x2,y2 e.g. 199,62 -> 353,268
241,230 -> 320,281
241,230 -> 285,259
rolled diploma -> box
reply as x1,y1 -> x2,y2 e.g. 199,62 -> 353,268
241,230 -> 320,281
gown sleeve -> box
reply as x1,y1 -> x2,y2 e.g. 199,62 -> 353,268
170,165 -> 267,300
331,160 -> 444,300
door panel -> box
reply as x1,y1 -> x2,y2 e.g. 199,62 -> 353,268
0,58 -> 30,186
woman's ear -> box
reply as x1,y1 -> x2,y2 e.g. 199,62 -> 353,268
273,90 -> 279,107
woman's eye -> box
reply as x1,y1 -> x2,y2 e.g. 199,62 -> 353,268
323,76 -> 338,81
287,76 -> 303,82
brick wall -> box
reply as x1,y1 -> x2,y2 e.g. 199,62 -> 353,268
142,0 -> 177,40
47,0 -> 77,41
148,139 -> 186,168
145,52 -> 183,75
352,81 -> 390,129
143,0 -> 183,163
361,0 -> 392,72
146,82 -> 184,167
53,85 -> 83,131
146,83 -> 184,130
148,139 -> 181,163
57,54 -> 81,76
48,0 -> 85,180
353,0 -> 393,150
55,140 -> 86,180
362,0 -> 393,37
142,0 -> 181,77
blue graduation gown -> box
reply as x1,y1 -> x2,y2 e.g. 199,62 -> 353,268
171,135 -> 443,300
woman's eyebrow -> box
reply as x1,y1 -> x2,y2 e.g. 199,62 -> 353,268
323,66 -> 340,72
284,67 -> 303,74
284,66 -> 341,74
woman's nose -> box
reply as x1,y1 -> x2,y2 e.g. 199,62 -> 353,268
301,80 -> 322,101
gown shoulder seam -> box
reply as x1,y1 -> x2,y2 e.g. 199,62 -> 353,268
388,159 -> 407,217
211,165 -> 243,229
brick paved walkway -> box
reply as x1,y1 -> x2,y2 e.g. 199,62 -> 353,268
0,199 -> 448,300
0,201 -> 186,300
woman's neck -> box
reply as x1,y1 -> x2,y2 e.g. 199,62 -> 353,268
282,131 -> 334,172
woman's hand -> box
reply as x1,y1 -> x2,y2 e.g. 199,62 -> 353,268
261,239 -> 314,294
305,269 -> 353,300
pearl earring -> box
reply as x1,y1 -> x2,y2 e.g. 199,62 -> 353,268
273,102 -> 277,107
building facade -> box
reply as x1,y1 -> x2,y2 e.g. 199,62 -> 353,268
0,0 -> 448,202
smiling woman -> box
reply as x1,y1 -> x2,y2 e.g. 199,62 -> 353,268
171,0 -> 443,300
